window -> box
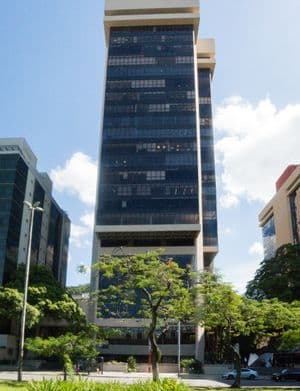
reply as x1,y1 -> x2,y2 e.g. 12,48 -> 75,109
200,118 -> 212,127
120,172 -> 128,180
289,187 -> 300,243
136,143 -> 157,152
199,97 -> 211,104
136,185 -> 151,196
146,171 -> 165,181
109,56 -> 156,66
187,91 -> 195,99
131,79 -> 165,89
176,56 -> 193,64
117,186 -> 132,196
148,104 -> 170,112
262,216 -> 276,260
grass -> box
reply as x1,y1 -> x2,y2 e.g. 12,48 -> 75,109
0,382 -> 299,391
0,382 -> 27,391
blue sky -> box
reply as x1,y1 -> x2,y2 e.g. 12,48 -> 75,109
1,0 -> 300,292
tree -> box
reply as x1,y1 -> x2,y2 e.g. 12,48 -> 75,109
279,329 -> 300,351
196,273 -> 299,388
246,243 -> 300,302
5,264 -> 86,330
26,326 -> 102,380
196,273 -> 245,387
94,250 -> 195,381
0,288 -> 40,328
279,301 -> 300,351
66,284 -> 90,296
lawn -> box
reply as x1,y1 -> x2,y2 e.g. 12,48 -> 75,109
0,382 -> 299,391
0,382 -> 27,391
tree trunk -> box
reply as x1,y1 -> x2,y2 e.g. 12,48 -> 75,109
149,332 -> 161,381
148,311 -> 161,381
230,345 -> 241,388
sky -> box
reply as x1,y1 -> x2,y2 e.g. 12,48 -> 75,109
1,0 -> 300,292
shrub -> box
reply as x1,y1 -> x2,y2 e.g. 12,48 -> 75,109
180,358 -> 194,372
127,356 -> 137,372
188,359 -> 203,374
27,379 -> 190,391
180,358 -> 203,374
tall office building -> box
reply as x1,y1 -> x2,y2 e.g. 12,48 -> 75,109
0,138 -> 70,288
91,0 -> 218,361
259,164 -> 300,259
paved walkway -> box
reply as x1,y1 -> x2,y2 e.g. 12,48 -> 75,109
1,371 -> 299,388
0,370 -> 228,387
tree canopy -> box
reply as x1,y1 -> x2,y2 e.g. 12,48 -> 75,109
197,273 -> 300,387
246,243 -> 300,302
94,250 -> 195,381
0,287 -> 39,328
66,283 -> 90,296
1,264 -> 86,330
26,325 -> 102,380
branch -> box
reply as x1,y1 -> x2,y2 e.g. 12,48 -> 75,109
141,287 -> 153,307
153,280 -> 171,312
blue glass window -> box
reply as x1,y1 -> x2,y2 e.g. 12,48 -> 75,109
262,216 -> 276,259
97,25 -> 199,226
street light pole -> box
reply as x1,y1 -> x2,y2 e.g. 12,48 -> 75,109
17,201 -> 43,382
178,320 -> 181,376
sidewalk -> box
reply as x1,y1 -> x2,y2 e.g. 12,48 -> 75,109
0,371 -> 230,388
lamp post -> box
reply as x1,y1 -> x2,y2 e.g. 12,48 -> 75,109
17,201 -> 43,382
177,321 -> 181,376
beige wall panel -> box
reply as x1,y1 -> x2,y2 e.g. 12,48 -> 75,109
105,0 -> 199,13
259,165 -> 300,252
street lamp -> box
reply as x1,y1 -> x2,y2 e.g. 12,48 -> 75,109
178,321 -> 181,376
17,201 -> 43,382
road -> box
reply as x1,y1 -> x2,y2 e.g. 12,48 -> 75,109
0,371 -> 300,388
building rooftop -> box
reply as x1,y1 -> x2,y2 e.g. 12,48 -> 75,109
104,0 -> 200,45
259,164 -> 300,226
0,137 -> 37,168
197,39 -> 216,77
276,164 -> 300,192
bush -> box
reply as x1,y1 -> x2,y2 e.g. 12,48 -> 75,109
188,359 -> 202,374
27,379 -> 190,391
127,356 -> 137,372
180,358 -> 194,372
180,358 -> 203,374
129,379 -> 189,390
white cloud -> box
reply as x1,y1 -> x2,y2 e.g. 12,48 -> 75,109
215,97 -> 300,205
221,227 -> 234,236
70,212 -> 94,248
80,212 -> 94,229
220,259 -> 260,294
50,152 -> 97,206
219,193 -> 239,209
248,241 -> 264,258
70,223 -> 90,248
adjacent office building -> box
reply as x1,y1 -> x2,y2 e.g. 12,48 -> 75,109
259,164 -> 300,259
91,0 -> 218,361
0,138 -> 70,288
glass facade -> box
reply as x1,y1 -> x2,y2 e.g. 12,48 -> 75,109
0,154 -> 28,285
46,202 -> 63,282
98,254 -> 193,319
0,142 -> 70,288
97,25 -> 199,226
289,187 -> 300,243
198,69 -> 218,247
262,215 -> 276,259
31,180 -> 45,264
